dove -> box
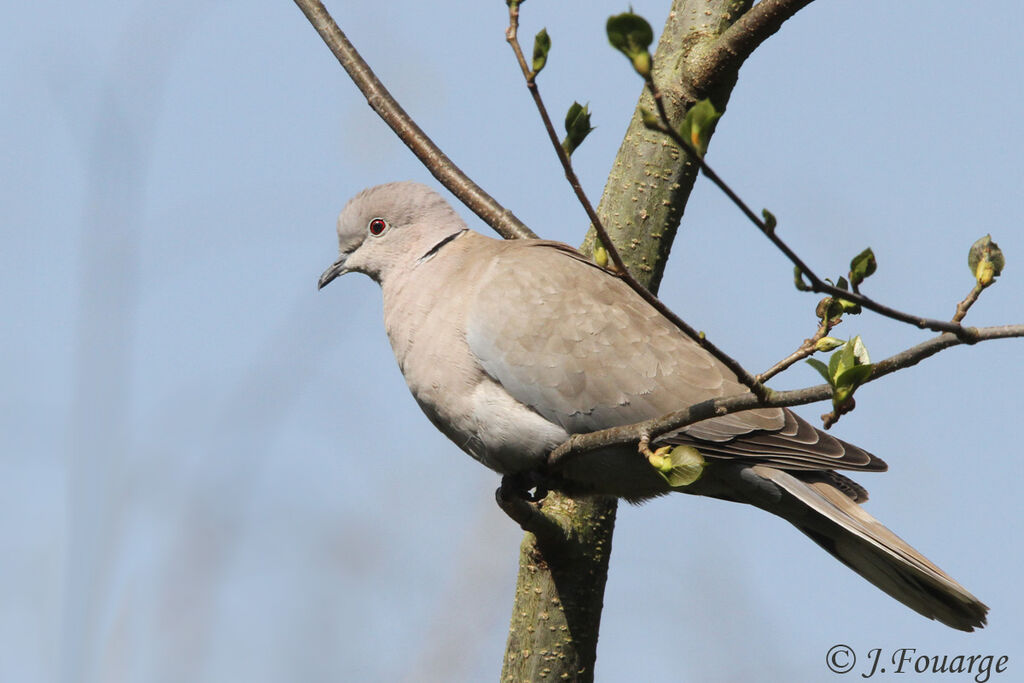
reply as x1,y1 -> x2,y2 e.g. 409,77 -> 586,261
318,181 -> 987,630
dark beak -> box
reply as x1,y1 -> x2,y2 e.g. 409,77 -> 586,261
318,256 -> 349,290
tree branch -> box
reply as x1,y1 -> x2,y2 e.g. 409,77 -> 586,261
547,323 -> 1024,470
292,0 -> 537,240
503,3 -> 757,680
756,316 -> 833,383
693,0 -> 817,91
643,106 -> 981,340
952,280 -> 991,324
504,4 -> 619,269
505,3 -> 770,402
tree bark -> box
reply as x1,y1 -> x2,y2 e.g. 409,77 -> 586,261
502,2 -> 757,681
579,0 -> 753,292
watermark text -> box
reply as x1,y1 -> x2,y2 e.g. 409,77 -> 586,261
825,644 -> 1009,682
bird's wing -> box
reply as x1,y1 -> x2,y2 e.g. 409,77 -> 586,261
464,240 -> 881,472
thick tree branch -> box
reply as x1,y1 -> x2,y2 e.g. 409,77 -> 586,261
579,1 -> 755,295
693,0 -> 817,90
504,3 -> 757,680
547,324 -> 1024,470
501,493 -> 615,683
292,0 -> 537,240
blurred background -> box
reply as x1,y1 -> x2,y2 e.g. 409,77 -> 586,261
4,1 -> 1022,681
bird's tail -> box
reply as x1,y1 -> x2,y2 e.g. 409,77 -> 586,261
751,465 -> 988,631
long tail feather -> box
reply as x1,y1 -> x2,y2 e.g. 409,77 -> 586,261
751,465 -> 988,631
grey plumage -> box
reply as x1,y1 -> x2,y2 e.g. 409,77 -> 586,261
318,181 -> 987,631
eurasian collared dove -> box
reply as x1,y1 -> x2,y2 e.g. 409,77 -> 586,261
318,181 -> 988,631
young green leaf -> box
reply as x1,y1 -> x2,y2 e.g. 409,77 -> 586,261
680,99 -> 721,157
806,336 -> 873,427
850,335 -> 870,365
835,364 -> 873,391
849,247 -> 877,288
561,101 -> 594,156
838,298 -> 861,314
762,208 -> 777,234
649,445 -> 705,487
806,358 -> 832,384
606,12 -> 654,77
828,341 -> 847,380
532,28 -> 551,76
807,336 -> 872,410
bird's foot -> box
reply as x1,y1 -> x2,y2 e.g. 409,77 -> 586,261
498,472 -> 549,503
496,472 -> 556,532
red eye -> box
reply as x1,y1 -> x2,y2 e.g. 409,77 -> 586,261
368,218 -> 387,236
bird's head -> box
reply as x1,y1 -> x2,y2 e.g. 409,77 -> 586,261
318,181 -> 467,288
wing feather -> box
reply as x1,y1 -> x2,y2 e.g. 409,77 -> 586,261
465,240 -> 881,472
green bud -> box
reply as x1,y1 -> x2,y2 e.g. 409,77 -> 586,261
606,12 -> 654,76
815,336 -> 845,352
648,449 -> 670,472
561,101 -> 594,156
594,243 -> 609,268
532,28 -> 551,76
794,266 -> 811,292
968,234 -> 1004,286
631,51 -> 651,78
762,208 -> 777,234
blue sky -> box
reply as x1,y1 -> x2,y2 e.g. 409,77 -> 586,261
3,1 -> 1023,681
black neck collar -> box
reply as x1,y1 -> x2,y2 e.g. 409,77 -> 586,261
419,229 -> 467,262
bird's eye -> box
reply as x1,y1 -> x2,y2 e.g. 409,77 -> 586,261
368,218 -> 388,236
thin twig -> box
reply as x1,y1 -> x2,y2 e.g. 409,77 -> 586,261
757,343 -> 817,384
292,0 -> 537,240
644,77 -> 979,342
547,323 -> 1024,470
505,4 -> 627,275
756,316 -> 833,383
952,281 -> 990,324
505,3 -> 769,401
